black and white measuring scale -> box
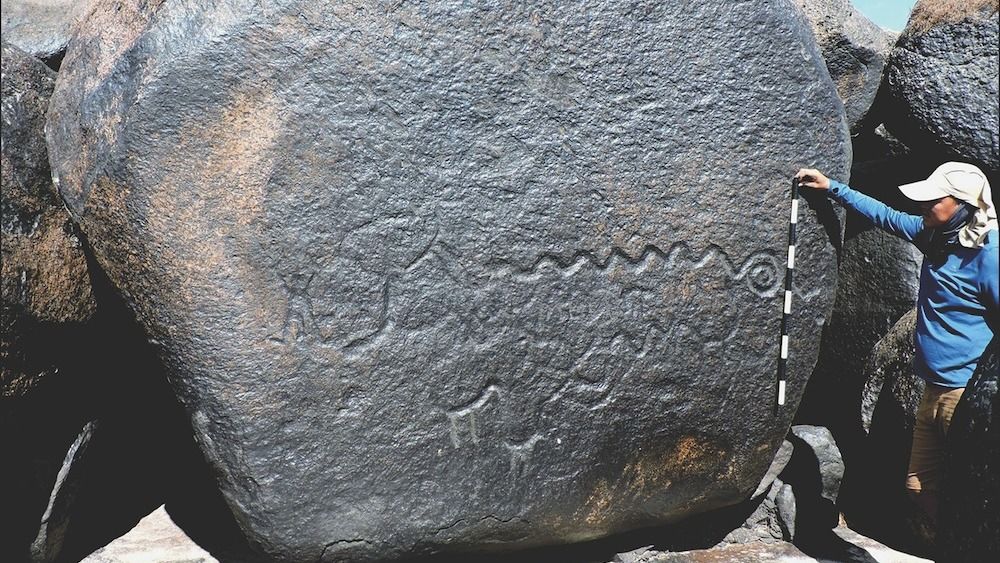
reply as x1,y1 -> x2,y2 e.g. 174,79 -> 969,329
776,177 -> 799,407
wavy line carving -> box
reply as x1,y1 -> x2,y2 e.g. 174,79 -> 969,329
488,242 -> 785,298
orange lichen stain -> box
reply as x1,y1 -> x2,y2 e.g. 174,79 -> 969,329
835,73 -> 865,101
594,221 -> 608,236
578,436 -> 727,529
83,0 -> 166,89
1,212 -> 96,324
202,89 -> 282,227
146,85 -> 284,320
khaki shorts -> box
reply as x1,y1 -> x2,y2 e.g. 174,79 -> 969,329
905,384 -> 964,493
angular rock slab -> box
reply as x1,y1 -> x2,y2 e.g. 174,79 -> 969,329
780,425 -> 843,534
793,0 -> 897,131
884,1 -> 1000,172
0,0 -> 97,62
47,1 -> 850,560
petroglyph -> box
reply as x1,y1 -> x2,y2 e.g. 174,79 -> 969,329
446,384 -> 501,448
271,271 -> 317,343
543,333 -> 631,410
342,276 -> 392,351
505,434 -> 545,477
273,235 -> 811,356
488,242 -> 785,298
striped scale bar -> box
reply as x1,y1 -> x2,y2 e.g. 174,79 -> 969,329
776,177 -> 799,407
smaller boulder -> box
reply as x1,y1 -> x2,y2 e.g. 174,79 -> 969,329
939,339 -> 999,561
883,0 -> 999,173
719,478 -> 789,545
779,425 -> 844,536
845,309 -> 933,555
0,1 -> 97,65
752,439 -> 795,499
860,309 -> 923,435
793,0 -> 897,131
775,481 -> 797,542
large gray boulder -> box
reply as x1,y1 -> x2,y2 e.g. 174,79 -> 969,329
0,0 -> 96,63
46,1 -> 850,560
940,339 -> 999,562
883,0 -> 1000,174
793,0 -> 898,131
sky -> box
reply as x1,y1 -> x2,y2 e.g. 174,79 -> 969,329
851,0 -> 919,32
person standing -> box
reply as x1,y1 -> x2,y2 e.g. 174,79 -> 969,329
794,162 -> 998,525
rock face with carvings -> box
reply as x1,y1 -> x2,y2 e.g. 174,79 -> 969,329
883,0 -> 999,173
46,1 -> 850,560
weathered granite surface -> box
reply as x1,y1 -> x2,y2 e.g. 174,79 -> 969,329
46,1 -> 850,560
794,0 -> 897,131
0,0 -> 97,63
884,0 -> 999,173
940,339 -> 999,562
0,40 -> 96,562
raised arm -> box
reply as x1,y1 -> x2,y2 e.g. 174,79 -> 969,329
796,168 -> 925,243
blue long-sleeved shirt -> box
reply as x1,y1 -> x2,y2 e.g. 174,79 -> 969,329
828,179 -> 999,387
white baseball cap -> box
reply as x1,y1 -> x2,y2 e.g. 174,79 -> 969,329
898,161 -> 988,206
898,161 -> 997,248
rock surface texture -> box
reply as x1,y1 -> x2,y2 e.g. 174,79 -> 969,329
939,339 -> 999,562
0,0 -> 96,63
794,0 -> 897,131
0,41 -> 97,561
1,41 -> 94,397
779,425 -> 844,537
884,0 -> 1000,174
1,44 -> 238,563
848,309 -> 933,555
46,1 -> 850,560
